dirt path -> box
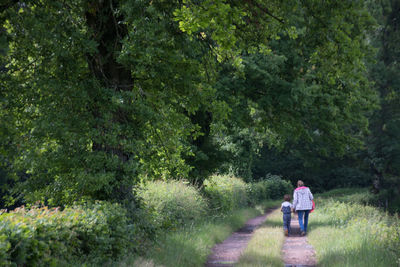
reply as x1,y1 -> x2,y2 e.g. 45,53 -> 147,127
282,213 -> 317,267
205,208 -> 275,267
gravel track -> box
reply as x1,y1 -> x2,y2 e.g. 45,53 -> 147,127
282,213 -> 317,267
205,208 -> 276,267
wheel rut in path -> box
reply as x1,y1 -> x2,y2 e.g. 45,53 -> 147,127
282,213 -> 317,267
205,208 -> 276,267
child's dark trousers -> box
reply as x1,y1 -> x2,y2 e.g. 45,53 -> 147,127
283,213 -> 291,234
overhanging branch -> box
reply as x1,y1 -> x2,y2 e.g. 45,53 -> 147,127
245,0 -> 285,24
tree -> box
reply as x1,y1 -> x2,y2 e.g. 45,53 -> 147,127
1,0 -> 213,204
1,0 -> 378,205
366,0 -> 400,211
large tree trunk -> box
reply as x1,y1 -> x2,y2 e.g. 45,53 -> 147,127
85,0 -> 132,91
85,0 -> 134,200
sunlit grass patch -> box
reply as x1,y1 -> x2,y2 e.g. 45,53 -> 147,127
315,187 -> 378,206
119,257 -> 164,267
307,189 -> 400,267
315,188 -> 368,198
236,209 -> 284,267
125,200 -> 280,267
308,224 -> 398,267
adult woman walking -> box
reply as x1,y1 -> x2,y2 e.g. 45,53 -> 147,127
293,180 -> 314,236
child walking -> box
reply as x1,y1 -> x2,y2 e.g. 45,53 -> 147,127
281,194 -> 293,236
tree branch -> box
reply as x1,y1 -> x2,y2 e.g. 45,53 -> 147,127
245,0 -> 284,24
0,0 -> 20,13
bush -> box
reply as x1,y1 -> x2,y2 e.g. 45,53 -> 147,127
247,174 -> 293,205
136,180 -> 208,230
0,201 -> 130,266
203,175 -> 247,213
246,181 -> 265,205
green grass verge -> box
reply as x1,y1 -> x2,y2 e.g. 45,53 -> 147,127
236,209 -> 284,267
307,189 -> 400,267
115,200 -> 280,267
236,189 -> 400,267
314,187 -> 378,205
314,187 -> 368,198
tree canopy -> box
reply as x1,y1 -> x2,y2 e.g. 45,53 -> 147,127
0,0 -> 380,206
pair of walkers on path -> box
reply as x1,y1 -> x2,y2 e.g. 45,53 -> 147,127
281,180 -> 314,236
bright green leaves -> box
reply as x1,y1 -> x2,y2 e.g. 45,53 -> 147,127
1,1 -> 133,203
174,0 -> 245,53
174,0 -> 378,157
0,0 -> 382,206
119,0 -> 220,182
136,105 -> 198,181
173,0 -> 301,63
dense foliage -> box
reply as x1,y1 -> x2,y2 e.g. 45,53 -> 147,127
137,180 -> 207,229
1,0 -> 399,265
203,175 -> 248,213
252,146 -> 374,192
0,0 -> 379,206
0,176 -> 290,265
366,0 -> 400,211
0,202 -> 129,266
248,0 -> 400,212
246,174 -> 293,205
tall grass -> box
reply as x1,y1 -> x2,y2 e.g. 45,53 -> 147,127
235,189 -> 400,267
314,187 -> 368,198
236,209 -> 284,267
0,176 -> 293,265
307,191 -> 400,267
203,175 -> 248,213
315,187 -> 378,206
137,180 -> 207,230
119,200 -> 280,267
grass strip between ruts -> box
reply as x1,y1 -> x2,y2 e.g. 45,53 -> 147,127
117,200 -> 280,267
236,208 -> 285,267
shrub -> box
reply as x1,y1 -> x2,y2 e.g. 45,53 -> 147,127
263,174 -> 293,199
136,180 -> 208,230
0,201 -> 130,266
203,175 -> 247,213
247,174 -> 293,205
246,181 -> 265,205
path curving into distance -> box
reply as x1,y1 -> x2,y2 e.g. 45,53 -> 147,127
205,208 -> 275,267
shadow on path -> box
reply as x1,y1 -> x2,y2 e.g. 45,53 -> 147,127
205,208 -> 276,267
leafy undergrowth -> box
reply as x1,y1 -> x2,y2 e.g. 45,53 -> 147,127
0,176 -> 292,266
236,209 -> 284,267
136,180 -> 208,230
307,189 -> 400,267
0,202 -> 130,266
116,200 -> 280,267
